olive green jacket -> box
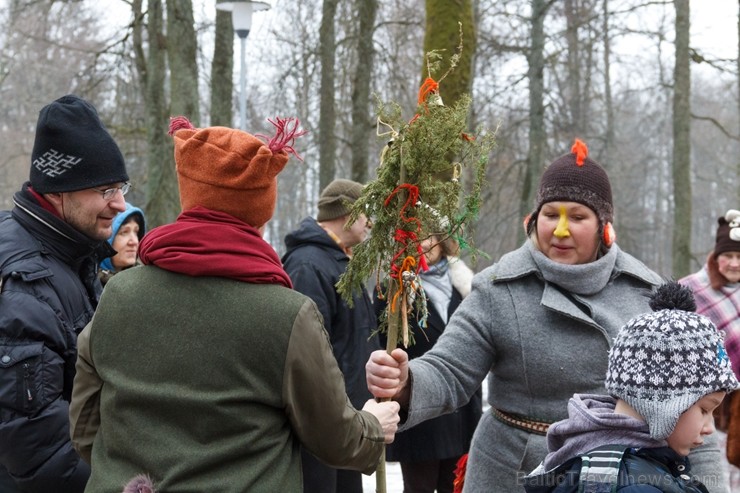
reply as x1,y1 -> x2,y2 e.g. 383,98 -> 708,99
70,265 -> 384,493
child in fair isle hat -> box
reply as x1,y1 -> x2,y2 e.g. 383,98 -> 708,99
524,281 -> 739,493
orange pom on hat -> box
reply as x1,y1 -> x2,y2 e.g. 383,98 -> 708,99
168,116 -> 306,228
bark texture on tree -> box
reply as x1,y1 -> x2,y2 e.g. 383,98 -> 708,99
521,0 -> 548,244
210,8 -> 234,128
671,0 -> 692,278
319,0 -> 338,192
350,0 -> 377,184
423,0 -> 476,107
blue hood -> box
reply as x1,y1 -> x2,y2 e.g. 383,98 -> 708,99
100,202 -> 146,272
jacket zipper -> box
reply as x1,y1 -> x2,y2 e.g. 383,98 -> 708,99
22,363 -> 33,409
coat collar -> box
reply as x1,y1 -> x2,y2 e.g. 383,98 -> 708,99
491,241 -> 659,287
490,242 -> 661,329
12,183 -> 114,267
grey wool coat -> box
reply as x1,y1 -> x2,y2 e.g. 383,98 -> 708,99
402,242 -> 727,493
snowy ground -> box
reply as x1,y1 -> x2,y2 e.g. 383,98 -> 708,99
362,461 -> 403,492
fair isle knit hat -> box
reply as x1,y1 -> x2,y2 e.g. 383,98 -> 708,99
714,209 -> 740,258
317,179 -> 364,222
526,139 -> 613,237
605,281 -> 739,440
30,95 -> 128,193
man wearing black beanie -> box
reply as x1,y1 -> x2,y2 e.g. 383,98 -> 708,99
0,94 -> 129,493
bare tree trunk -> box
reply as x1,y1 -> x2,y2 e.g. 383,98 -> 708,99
319,0 -> 338,191
602,0 -> 614,162
423,0 -> 476,107
564,0 -> 582,137
167,0 -> 200,126
350,0 -> 377,184
520,0 -> 548,244
672,0 -> 692,277
211,8 -> 234,127
132,0 -> 177,228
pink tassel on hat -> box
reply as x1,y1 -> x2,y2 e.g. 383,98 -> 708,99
122,474 -> 156,493
258,117 -> 308,161
168,116 -> 196,136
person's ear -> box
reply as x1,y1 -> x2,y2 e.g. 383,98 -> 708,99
602,222 -> 616,247
42,192 -> 65,216
44,192 -> 63,207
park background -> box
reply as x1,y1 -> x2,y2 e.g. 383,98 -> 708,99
0,0 -> 737,278
1,2 -> 737,491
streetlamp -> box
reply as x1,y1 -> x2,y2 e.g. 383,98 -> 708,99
216,0 -> 271,130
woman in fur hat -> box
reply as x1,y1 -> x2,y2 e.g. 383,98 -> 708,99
366,139 -> 727,492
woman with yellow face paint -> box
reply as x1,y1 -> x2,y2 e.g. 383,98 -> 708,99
365,139 -> 726,492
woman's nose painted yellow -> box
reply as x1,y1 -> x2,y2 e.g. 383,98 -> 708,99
554,206 -> 571,238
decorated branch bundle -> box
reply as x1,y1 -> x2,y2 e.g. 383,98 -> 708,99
337,50 -> 494,351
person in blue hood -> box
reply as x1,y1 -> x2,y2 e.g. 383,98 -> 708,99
99,202 -> 146,285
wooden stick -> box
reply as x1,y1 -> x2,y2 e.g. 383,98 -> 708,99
376,279 -> 401,493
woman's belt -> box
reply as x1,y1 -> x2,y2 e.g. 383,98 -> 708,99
492,408 -> 553,436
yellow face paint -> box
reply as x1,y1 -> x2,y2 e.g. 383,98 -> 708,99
553,206 -> 571,238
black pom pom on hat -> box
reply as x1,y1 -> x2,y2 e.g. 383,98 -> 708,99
647,280 -> 697,312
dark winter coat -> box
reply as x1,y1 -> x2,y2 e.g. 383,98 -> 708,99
282,217 -> 380,409
0,184 -> 113,493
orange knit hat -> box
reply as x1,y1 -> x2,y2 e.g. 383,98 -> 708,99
168,116 -> 305,228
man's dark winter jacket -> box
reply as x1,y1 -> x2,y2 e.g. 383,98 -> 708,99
0,184 -> 112,493
282,217 -> 379,409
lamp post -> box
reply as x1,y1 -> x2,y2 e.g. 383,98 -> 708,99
216,0 -> 271,130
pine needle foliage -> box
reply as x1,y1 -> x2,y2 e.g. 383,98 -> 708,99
336,60 -> 494,347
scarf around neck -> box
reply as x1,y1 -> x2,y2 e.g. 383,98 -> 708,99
421,258 -> 453,323
543,394 -> 665,470
528,241 -> 618,295
139,206 -> 292,288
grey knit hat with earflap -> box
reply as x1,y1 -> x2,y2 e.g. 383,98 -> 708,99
605,281 -> 739,440
317,178 -> 364,222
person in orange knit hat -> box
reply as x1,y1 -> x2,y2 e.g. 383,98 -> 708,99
69,117 -> 400,493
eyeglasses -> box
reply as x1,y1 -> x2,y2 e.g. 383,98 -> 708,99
95,182 -> 131,200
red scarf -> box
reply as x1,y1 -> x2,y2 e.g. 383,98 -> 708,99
28,185 -> 62,217
139,207 -> 292,288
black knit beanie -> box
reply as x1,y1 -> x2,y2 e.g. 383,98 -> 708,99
30,95 -> 128,193
526,139 -> 613,235
317,178 -> 364,221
